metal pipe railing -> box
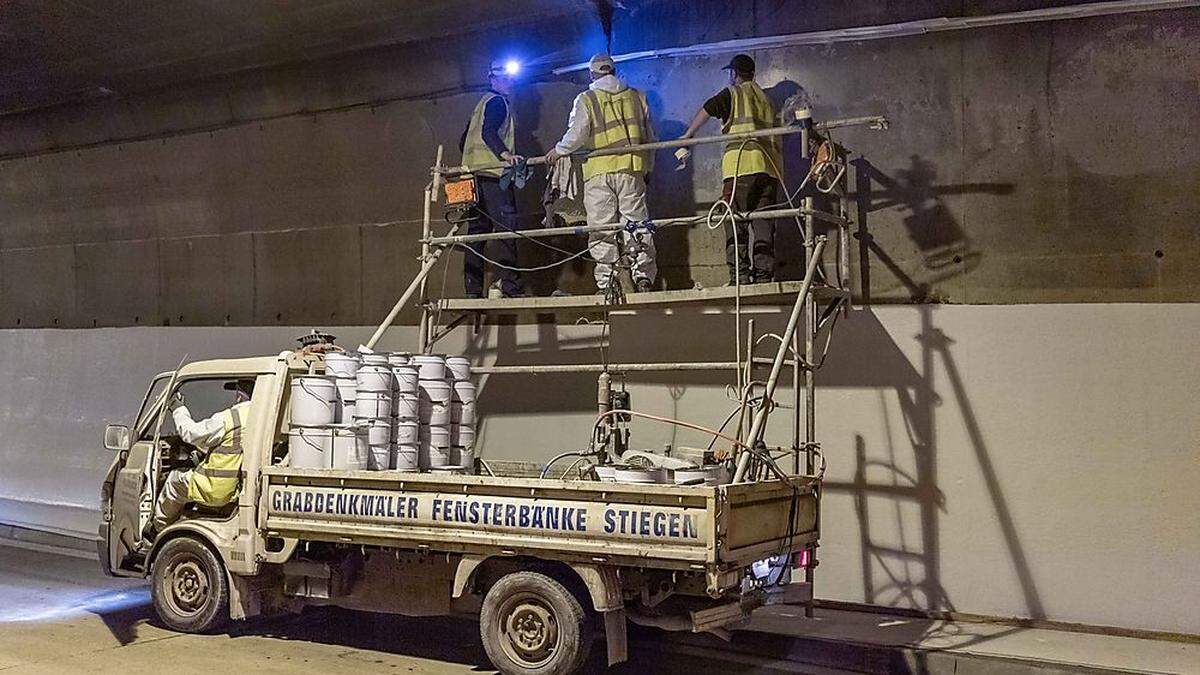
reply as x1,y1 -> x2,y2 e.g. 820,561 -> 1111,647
436,115 -> 887,176
425,207 -> 847,246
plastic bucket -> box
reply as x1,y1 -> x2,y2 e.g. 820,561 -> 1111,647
394,393 -> 419,420
395,420 -> 419,446
673,465 -> 730,486
359,353 -> 390,367
419,379 -> 452,426
324,352 -> 359,379
359,419 -> 391,446
450,424 -> 475,449
334,377 -> 357,423
392,365 -> 419,394
395,443 -> 419,471
420,425 -> 451,469
330,426 -> 368,470
594,466 -> 617,482
368,442 -> 393,471
356,365 -> 392,393
355,391 -> 392,419
427,446 -> 452,469
387,352 -> 412,367
412,355 -> 447,381
445,356 -> 472,381
288,426 -> 332,469
291,376 -> 336,426
614,466 -> 669,484
451,381 -> 476,425
451,445 -> 474,472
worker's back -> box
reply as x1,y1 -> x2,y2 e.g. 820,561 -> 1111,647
580,79 -> 651,180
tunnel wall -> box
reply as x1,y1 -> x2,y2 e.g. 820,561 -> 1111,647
1,304 -> 1197,635
0,3 -> 1197,328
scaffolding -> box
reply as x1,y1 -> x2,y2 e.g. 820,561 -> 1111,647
366,114 -> 888,614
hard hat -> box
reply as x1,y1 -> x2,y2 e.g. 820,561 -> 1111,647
721,53 -> 756,77
588,53 -> 616,75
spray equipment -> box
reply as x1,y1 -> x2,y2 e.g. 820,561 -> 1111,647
780,87 -> 813,126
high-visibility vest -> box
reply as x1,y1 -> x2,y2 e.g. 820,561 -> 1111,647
462,93 -> 515,179
721,81 -> 782,180
579,87 -> 650,180
188,403 -> 249,506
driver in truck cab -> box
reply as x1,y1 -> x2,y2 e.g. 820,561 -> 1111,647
140,378 -> 255,547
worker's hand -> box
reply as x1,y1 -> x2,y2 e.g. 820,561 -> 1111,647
542,149 -> 562,165
500,151 -> 524,166
168,391 -> 185,411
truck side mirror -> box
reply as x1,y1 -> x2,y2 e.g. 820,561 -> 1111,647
104,424 -> 131,452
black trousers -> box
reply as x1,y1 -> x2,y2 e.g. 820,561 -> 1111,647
464,177 -> 523,296
722,172 -> 779,283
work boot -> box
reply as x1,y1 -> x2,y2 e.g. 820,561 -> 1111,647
634,278 -> 654,293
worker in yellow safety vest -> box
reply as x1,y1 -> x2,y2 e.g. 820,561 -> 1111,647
140,378 -> 254,545
459,60 -> 526,298
679,54 -> 783,285
543,54 -> 657,294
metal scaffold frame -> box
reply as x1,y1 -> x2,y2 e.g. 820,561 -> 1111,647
366,114 -> 888,616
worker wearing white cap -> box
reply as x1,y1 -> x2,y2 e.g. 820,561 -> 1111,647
140,379 -> 254,546
459,60 -> 526,298
678,54 -> 783,285
543,53 -> 657,294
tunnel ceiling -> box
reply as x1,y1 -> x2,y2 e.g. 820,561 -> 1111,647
0,0 -> 593,116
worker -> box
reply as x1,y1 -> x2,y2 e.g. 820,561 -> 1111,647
459,60 -> 526,299
140,379 -> 254,546
678,53 -> 783,285
543,54 -> 657,294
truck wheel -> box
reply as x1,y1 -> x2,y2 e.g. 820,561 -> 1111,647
150,536 -> 229,633
480,571 -> 591,675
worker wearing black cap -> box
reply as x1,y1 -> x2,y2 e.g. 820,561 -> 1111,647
679,54 -> 783,285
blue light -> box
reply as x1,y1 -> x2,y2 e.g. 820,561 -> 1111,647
503,59 -> 521,76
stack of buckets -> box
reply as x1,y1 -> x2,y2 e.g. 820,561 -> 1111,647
287,350 -> 476,474
287,353 -> 369,470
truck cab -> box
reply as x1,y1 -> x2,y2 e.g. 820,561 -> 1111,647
100,350 -> 819,674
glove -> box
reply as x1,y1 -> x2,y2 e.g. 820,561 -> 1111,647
499,159 -> 531,191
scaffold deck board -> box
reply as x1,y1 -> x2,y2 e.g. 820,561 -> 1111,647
435,281 -> 849,313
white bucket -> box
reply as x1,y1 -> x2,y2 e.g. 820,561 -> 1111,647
451,381 -> 477,426
392,365 -> 419,394
334,377 -> 357,423
360,420 -> 391,446
291,376 -> 336,426
355,391 -> 392,419
450,424 -> 475,448
330,427 -> 368,470
387,352 -> 412,367
419,379 -> 452,426
451,445 -> 474,471
359,353 -> 390,367
445,356 -> 472,381
395,443 -> 419,471
614,466 -> 670,484
288,426 -> 332,469
593,465 -> 617,482
395,420 -> 419,446
427,445 -> 452,468
412,355 -> 447,380
430,465 -> 465,475
324,352 -> 359,379
356,365 -> 392,393
673,465 -> 731,486
368,442 -> 393,471
394,393 -> 419,420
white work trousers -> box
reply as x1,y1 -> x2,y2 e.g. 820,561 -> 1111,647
152,468 -> 192,532
584,172 -> 656,290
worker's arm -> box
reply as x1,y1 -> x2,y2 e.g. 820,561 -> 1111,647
679,89 -> 731,139
480,96 -> 522,164
679,109 -> 711,140
170,404 -> 226,452
544,94 -> 591,163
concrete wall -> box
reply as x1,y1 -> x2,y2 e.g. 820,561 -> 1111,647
1,3 -> 1198,329
2,303 -> 1197,634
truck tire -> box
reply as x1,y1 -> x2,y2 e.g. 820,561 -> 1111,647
150,536 -> 229,633
480,571 -> 591,675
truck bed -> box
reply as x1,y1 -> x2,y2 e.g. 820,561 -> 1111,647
261,467 -> 818,573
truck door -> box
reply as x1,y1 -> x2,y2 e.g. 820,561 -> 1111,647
106,374 -> 172,576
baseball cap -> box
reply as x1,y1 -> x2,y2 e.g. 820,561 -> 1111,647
721,53 -> 756,77
589,53 -> 616,75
